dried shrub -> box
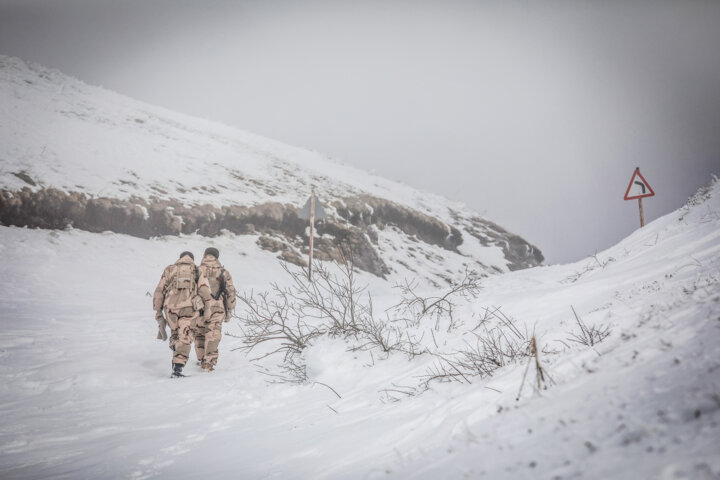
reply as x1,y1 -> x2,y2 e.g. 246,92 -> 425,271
391,268 -> 481,331
421,307 -> 533,386
567,306 -> 611,347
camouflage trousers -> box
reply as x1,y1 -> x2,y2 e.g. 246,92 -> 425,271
166,308 -> 200,366
194,311 -> 225,367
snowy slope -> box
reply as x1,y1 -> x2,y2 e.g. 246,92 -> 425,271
0,55 -> 542,281
1,173 -> 718,479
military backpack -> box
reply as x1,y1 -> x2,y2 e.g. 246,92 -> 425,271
174,263 -> 198,294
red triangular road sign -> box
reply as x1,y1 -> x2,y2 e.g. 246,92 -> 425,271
624,168 -> 655,200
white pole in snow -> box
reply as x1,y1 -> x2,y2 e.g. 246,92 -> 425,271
308,189 -> 316,281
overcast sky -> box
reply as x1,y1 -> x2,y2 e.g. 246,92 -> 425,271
1,0 -> 719,264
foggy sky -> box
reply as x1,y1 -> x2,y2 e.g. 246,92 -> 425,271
1,0 -> 719,264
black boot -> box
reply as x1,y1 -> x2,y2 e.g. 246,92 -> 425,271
171,362 -> 185,378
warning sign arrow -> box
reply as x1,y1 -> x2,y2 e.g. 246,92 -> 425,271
624,167 -> 655,228
624,167 -> 655,200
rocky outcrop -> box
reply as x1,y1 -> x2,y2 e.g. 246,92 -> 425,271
0,187 -> 390,275
0,186 -> 544,276
465,217 -> 545,270
334,195 -> 463,251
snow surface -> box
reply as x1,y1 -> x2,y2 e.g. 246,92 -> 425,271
1,177 -> 719,479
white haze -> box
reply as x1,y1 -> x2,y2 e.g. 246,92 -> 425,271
0,0 -> 719,263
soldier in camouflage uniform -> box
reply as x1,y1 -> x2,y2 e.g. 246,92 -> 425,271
153,251 -> 206,377
196,247 -> 236,372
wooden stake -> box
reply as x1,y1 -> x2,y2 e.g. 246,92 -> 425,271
531,336 -> 545,390
308,189 -> 315,281
638,197 -> 645,228
516,336 -> 546,401
516,356 -> 532,401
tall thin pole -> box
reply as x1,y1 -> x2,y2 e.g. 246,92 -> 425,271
308,189 -> 315,281
638,197 -> 645,228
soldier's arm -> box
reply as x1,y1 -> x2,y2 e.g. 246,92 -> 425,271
197,268 -> 212,302
223,269 -> 237,311
195,269 -> 214,320
153,266 -> 171,312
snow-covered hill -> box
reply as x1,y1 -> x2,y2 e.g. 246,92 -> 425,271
0,55 -> 542,282
1,172 -> 718,478
1,54 -> 719,479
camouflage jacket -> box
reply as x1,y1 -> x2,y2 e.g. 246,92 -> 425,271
153,254 -> 208,313
197,255 -> 237,318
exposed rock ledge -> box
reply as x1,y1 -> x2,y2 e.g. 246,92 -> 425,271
2,186 -> 542,276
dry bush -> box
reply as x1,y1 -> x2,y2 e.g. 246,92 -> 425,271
420,306 -> 533,386
234,251 -> 541,392
351,313 -> 409,354
562,254 -> 616,284
233,288 -> 326,361
391,268 -> 481,332
567,306 -> 611,347
233,246 -> 425,382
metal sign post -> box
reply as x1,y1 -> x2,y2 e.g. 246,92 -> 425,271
308,190 -> 315,281
623,167 -> 655,228
298,190 -> 327,281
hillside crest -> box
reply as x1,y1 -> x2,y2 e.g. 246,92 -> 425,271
0,55 -> 543,280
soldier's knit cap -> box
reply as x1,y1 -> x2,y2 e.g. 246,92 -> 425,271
179,251 -> 194,260
204,247 -> 220,259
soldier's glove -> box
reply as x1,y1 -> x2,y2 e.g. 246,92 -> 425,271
157,324 -> 168,341
155,311 -> 168,341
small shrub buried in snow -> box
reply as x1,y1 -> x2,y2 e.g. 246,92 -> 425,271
233,254 -> 560,391
233,248 -> 486,385
566,306 -> 611,347
562,254 -> 616,284
420,307 -> 534,386
234,247 -> 414,382
234,287 -> 326,361
233,249 -> 558,391
390,268 -> 481,332
233,259 -> 366,382
678,174 -> 718,222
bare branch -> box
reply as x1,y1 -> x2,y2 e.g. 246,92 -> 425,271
313,382 -> 342,399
